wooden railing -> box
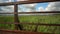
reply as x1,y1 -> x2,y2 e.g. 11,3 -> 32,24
0,22 -> 60,26
0,29 -> 54,34
0,11 -> 60,14
0,0 -> 59,6
0,0 -> 60,34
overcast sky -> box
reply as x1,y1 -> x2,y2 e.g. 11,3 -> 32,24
0,0 -> 60,13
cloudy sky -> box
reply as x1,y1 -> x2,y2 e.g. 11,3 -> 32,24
0,0 -> 60,13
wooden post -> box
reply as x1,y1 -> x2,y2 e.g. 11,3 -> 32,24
14,4 -> 23,30
14,4 -> 18,30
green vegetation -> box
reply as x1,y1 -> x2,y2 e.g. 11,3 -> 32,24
0,14 -> 60,34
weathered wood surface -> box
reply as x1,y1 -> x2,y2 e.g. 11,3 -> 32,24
0,29 -> 54,34
18,11 -> 60,14
0,0 -> 59,34
0,11 -> 60,14
0,0 -> 60,6
14,4 -> 23,30
0,22 -> 60,26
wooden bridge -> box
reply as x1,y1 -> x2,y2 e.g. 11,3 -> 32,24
0,0 -> 60,34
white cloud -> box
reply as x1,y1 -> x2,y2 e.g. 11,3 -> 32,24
0,0 -> 30,13
45,2 -> 60,11
0,0 -> 14,13
0,0 -> 60,13
37,2 -> 60,11
0,5 -> 14,13
17,0 -> 28,1
38,7 -> 45,11
26,9 -> 32,12
0,1 -> 37,12
20,3 -> 37,12
22,3 -> 37,8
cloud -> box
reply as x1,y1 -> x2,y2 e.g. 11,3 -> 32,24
21,3 -> 37,12
0,0 -> 14,13
0,0 -> 60,13
45,2 -> 60,11
38,7 -> 45,11
0,5 -> 14,13
0,0 -> 23,13
0,0 -> 37,12
37,2 -> 60,11
17,0 -> 28,1
22,3 -> 37,8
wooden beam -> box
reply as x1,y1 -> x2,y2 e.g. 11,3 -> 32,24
0,22 -> 60,26
18,11 -> 60,14
0,0 -> 60,6
0,29 -> 54,34
0,11 -> 60,14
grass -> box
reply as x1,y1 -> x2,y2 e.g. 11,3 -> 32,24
0,14 -> 60,34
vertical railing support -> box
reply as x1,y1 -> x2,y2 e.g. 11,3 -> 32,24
14,4 -> 23,30
14,4 -> 19,30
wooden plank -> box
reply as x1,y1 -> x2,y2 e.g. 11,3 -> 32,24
0,29 -> 54,34
18,11 -> 60,14
0,0 -> 60,6
0,22 -> 60,26
0,11 -> 60,14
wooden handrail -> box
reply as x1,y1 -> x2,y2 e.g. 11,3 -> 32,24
0,0 -> 60,6
0,22 -> 60,26
0,29 -> 54,34
0,11 -> 60,14
18,11 -> 60,14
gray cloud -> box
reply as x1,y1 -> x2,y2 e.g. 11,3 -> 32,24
0,0 -> 14,13
0,6 -> 14,13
